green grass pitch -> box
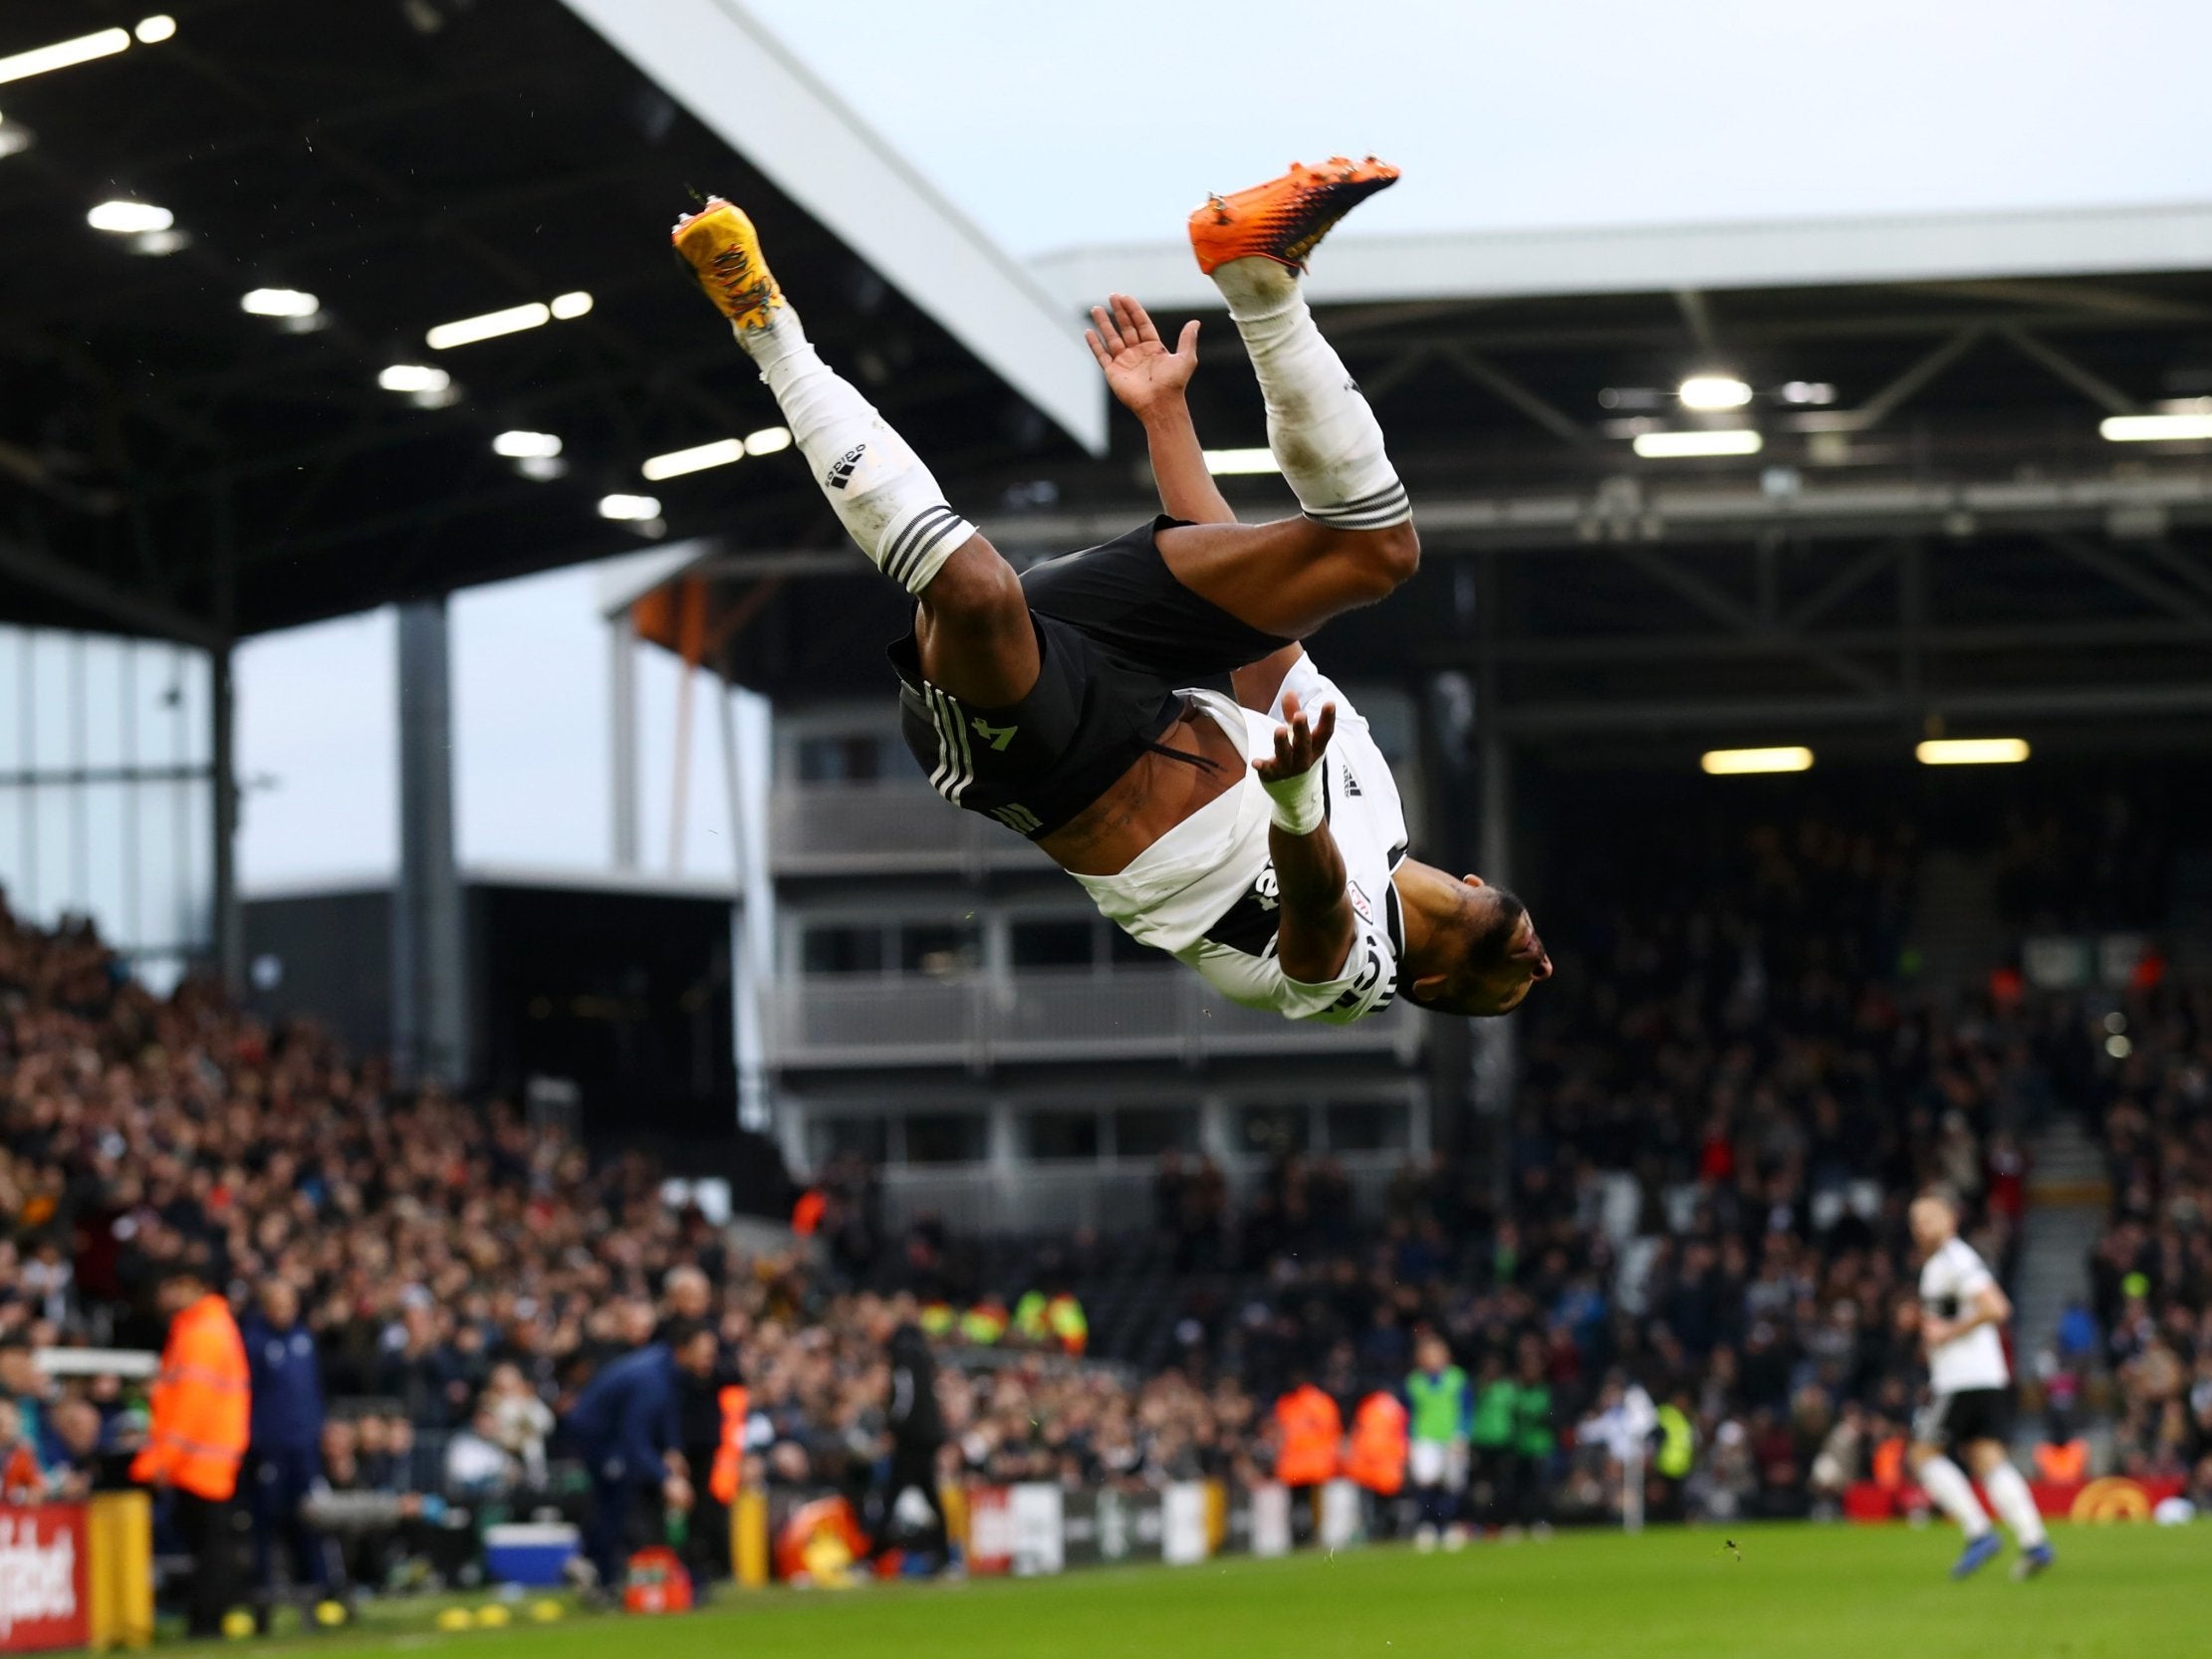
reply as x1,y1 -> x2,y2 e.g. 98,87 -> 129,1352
282,1524 -> 2203,1659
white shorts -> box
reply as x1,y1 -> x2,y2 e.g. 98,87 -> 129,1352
1407,1439 -> 1468,1489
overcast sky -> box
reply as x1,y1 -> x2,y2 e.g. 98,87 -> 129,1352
233,0 -> 2212,891
748,0 -> 2212,257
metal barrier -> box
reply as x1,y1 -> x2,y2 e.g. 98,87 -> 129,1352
878,1153 -> 1413,1235
769,784 -> 1053,877
765,967 -> 1418,1068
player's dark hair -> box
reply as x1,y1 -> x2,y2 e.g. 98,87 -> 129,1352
1404,886 -> 1532,1018
1461,888 -> 1528,978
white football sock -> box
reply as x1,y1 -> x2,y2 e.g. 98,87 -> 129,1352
1980,1461 -> 2048,1548
1915,1456 -> 1993,1539
736,307 -> 976,594
1210,257 -> 1409,531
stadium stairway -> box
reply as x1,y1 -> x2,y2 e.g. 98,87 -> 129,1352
2011,1116 -> 2109,1366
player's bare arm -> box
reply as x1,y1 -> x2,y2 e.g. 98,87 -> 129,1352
1255,694 -> 1358,983
1087,292 -> 1235,527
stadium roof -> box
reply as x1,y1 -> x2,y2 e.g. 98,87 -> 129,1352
1029,200 -> 2212,313
0,0 -> 1099,646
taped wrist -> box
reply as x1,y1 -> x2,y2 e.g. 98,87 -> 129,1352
1263,767 -> 1327,835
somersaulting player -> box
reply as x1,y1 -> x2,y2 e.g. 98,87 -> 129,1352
672,159 -> 1551,1024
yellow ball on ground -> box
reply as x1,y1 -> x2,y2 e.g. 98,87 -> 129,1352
475,1605 -> 511,1628
527,1599 -> 566,1623
220,1609 -> 256,1640
314,1600 -> 349,1628
435,1607 -> 475,1632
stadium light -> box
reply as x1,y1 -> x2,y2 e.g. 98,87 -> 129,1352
133,16 -> 177,44
87,199 -> 172,234
493,431 -> 563,459
1204,447 -> 1279,476
377,363 -> 450,393
1780,380 -> 1837,405
599,493 -> 661,521
642,438 -> 745,481
516,455 -> 568,482
0,116 -> 32,161
0,28 -> 130,87
1916,737 -> 2030,766
1700,746 -> 1813,775
240,288 -> 319,319
132,228 -> 187,257
426,301 -> 550,351
549,291 -> 594,320
745,426 -> 793,455
2101,405 -> 2212,442
1633,429 -> 1764,459
1678,375 -> 1753,410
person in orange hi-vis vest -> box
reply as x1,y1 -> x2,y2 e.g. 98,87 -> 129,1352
1346,1390 -> 1409,1538
707,1384 -> 752,1506
131,1266 -> 250,1637
1273,1376 -> 1344,1545
2034,1438 -> 2088,1486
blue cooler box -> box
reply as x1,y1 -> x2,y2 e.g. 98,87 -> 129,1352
484,1522 -> 580,1586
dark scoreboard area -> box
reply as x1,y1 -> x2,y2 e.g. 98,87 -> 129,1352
242,877 -> 757,1173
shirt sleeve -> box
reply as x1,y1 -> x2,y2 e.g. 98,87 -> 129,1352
1280,914 -> 1399,1024
1950,1245 -> 1996,1297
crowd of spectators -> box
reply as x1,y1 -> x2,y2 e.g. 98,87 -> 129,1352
2081,983 -> 2212,1496
1098,786 -> 2212,1523
2,759 -> 2208,1575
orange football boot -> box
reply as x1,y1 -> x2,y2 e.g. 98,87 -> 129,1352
672,197 -> 784,330
1187,155 -> 1399,277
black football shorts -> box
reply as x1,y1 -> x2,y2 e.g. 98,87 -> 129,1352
887,516 -> 1290,838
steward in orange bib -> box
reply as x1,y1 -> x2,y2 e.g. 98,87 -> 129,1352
1346,1390 -> 1408,1495
2034,1438 -> 2088,1486
707,1384 -> 751,1506
131,1266 -> 249,1637
1347,1389 -> 1409,1540
1273,1377 -> 1343,1543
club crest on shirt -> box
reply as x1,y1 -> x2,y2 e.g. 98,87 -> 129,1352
1348,880 -> 1373,924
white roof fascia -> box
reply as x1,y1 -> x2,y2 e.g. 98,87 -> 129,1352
594,543 -> 713,617
559,0 -> 1106,454
1030,201 -> 2212,314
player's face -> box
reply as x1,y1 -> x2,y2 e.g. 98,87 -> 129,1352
1467,878 -> 1552,1014
1909,1198 -> 1954,1253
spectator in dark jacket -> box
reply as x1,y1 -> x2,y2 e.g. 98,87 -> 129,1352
881,1320 -> 949,1568
565,1322 -> 717,1591
242,1280 -> 331,1601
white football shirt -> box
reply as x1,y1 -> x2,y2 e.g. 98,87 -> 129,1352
1072,653 -> 1407,1025
1918,1236 -> 2011,1393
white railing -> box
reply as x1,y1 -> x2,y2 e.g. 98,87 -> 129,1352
770,783 -> 1052,875
764,966 -> 1420,1068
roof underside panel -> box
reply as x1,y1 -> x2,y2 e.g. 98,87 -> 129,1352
0,0 -> 1092,640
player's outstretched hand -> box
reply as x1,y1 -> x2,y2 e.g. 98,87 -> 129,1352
1085,293 -> 1200,418
1255,692 -> 1337,783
